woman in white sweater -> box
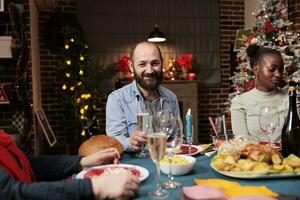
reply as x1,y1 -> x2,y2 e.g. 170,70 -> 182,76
230,44 -> 288,143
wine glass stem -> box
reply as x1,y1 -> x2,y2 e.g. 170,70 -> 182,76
167,154 -> 174,182
155,162 -> 162,192
267,133 -> 272,146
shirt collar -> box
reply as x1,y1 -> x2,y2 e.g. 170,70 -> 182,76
253,87 -> 276,97
130,80 -> 168,104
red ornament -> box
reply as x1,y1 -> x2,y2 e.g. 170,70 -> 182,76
278,41 -> 285,47
265,20 -> 274,33
286,66 -> 296,73
244,79 -> 255,92
276,11 -> 281,17
242,67 -> 249,73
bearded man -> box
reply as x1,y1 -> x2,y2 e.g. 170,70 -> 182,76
106,41 -> 180,153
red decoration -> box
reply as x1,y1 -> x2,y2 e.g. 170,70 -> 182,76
176,54 -> 193,70
188,73 -> 196,80
116,56 -> 131,73
276,11 -> 281,17
265,20 -> 274,33
244,79 -> 255,92
242,67 -> 249,73
278,40 -> 285,47
286,66 -> 296,73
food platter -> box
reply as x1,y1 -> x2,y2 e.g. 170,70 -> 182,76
76,164 -> 149,181
177,144 -> 203,156
210,162 -> 300,179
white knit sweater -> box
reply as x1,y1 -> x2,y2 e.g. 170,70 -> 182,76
230,87 -> 288,143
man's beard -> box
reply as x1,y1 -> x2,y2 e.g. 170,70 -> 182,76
134,70 -> 163,91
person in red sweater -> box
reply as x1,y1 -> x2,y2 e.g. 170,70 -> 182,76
0,129 -> 140,200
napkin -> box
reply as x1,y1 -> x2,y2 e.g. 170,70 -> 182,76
199,143 -> 213,152
183,185 -> 227,200
199,143 -> 216,156
194,179 -> 278,198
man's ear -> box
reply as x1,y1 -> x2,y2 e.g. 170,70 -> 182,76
253,65 -> 259,76
129,59 -> 134,72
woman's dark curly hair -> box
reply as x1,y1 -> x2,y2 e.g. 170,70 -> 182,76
246,44 -> 282,68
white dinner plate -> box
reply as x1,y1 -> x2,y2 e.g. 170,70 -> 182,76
210,162 -> 300,179
76,164 -> 149,181
177,144 -> 203,156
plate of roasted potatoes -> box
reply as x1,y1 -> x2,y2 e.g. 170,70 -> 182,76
211,143 -> 300,179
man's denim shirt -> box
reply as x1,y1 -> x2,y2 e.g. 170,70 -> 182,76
106,80 -> 180,152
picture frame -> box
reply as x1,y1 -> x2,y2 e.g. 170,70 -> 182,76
35,108 -> 57,147
0,0 -> 4,12
0,84 -> 9,104
234,28 -> 252,52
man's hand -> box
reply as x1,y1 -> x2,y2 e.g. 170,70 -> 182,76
80,147 -> 120,168
92,173 -> 140,200
130,130 -> 147,152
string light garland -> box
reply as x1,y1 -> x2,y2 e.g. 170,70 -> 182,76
57,26 -> 100,141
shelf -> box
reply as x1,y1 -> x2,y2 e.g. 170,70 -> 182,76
0,57 -> 18,62
0,12 -> 11,22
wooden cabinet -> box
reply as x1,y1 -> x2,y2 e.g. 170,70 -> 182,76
162,80 -> 199,144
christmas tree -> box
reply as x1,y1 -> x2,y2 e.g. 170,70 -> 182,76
228,0 -> 300,109
57,26 -> 100,140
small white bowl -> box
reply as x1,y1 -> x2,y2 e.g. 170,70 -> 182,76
160,155 -> 196,176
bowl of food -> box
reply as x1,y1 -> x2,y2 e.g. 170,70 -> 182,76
160,155 -> 196,176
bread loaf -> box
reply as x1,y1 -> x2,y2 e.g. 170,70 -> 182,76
78,135 -> 124,156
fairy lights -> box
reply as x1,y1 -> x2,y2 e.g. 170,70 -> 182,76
58,27 -> 100,140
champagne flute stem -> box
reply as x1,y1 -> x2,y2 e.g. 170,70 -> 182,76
167,154 -> 174,182
155,161 -> 162,192
189,144 -> 191,154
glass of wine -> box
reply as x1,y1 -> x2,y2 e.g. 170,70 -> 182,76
137,112 -> 153,156
147,132 -> 168,198
136,100 -> 152,157
259,106 -> 279,145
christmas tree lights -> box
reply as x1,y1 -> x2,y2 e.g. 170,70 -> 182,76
57,26 -> 99,140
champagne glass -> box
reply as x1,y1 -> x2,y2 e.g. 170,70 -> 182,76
136,112 -> 153,157
161,114 -> 183,189
259,106 -> 279,145
147,132 -> 168,198
136,100 -> 151,157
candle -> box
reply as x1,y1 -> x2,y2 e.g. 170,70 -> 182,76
186,108 -> 193,138
188,73 -> 196,80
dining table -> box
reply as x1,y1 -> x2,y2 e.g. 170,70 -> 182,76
120,152 -> 300,200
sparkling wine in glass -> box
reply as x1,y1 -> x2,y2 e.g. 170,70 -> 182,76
147,132 -> 168,198
136,112 -> 152,157
259,106 -> 279,145
135,100 -> 151,157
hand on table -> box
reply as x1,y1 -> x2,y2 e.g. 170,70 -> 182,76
130,130 -> 147,152
92,173 -> 140,200
80,147 -> 120,168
